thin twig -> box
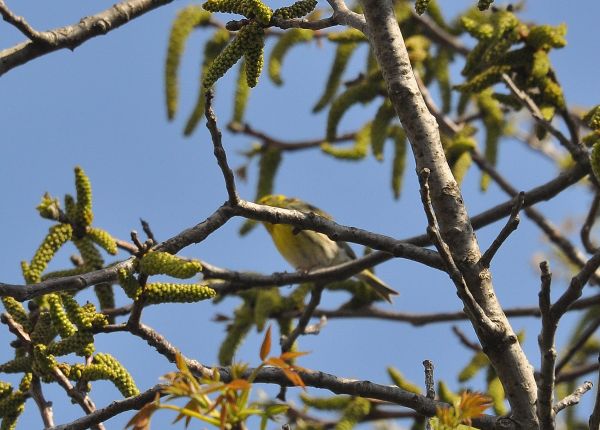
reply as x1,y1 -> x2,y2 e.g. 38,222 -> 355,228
552,249 -> 600,318
227,121 -> 355,151
140,218 -> 156,243
30,376 -> 54,428
0,1 -> 48,43
537,261 -> 556,429
589,353 -> 600,429
479,192 -> 524,268
582,192 -> 600,254
553,381 -> 593,414
423,360 -> 435,430
281,284 -> 325,352
417,169 -> 495,333
452,326 -> 482,352
205,90 -> 238,205
410,12 -> 469,56
423,360 -> 435,400
502,74 -> 583,159
471,150 -> 600,285
556,316 -> 600,375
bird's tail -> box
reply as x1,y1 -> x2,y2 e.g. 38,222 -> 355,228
356,270 -> 398,303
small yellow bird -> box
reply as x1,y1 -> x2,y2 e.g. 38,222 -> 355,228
258,195 -> 398,302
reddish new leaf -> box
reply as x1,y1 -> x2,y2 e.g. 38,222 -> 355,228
260,325 -> 272,361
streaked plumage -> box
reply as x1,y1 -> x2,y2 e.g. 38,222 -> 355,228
259,195 -> 398,302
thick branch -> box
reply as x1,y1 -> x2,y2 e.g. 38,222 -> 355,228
48,385 -> 163,430
359,1 -> 538,426
0,0 -> 180,76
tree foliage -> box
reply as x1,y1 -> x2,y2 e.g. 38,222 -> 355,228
1,0 -> 600,429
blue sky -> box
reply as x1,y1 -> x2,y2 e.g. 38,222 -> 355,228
1,0 -> 600,428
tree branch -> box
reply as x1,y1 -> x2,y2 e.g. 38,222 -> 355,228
0,0 -> 180,76
205,90 -> 239,205
0,1 -> 48,43
479,192 -> 524,269
537,261 -> 556,429
48,385 -> 163,430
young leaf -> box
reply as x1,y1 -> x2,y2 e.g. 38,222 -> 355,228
260,325 -> 272,361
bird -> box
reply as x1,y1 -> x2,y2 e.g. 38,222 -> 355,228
258,194 -> 398,303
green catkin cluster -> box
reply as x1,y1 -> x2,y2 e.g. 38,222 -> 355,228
203,22 -> 265,89
204,0 -> 272,24
456,65 -> 511,94
1,298 -> 29,331
583,106 -> 600,148
457,11 -> 568,124
36,193 -> 61,220
326,279 -> 380,308
74,166 -> 93,227
300,393 -> 352,410
444,131 -> 477,185
424,0 -> 449,32
76,353 -> 139,398
86,227 -> 117,255
335,397 -> 371,430
256,147 -> 283,201
165,6 -> 212,120
94,283 -> 115,322
47,294 -> 77,338
253,288 -> 282,331
32,345 -> 58,376
202,0 -> 247,15
458,350 -> 489,382
390,125 -> 407,200
326,74 -> 382,140
371,100 -> 396,160
231,61 -> 251,125
0,378 -> 27,430
405,35 -> 430,70
26,223 -> 73,284
184,29 -> 230,136
138,251 -> 203,279
327,29 -> 367,44
63,194 -> 76,222
387,367 -> 422,394
322,122 -> 371,160
313,43 -> 358,112
118,269 -> 141,299
583,105 -> 600,130
434,49 -> 452,113
73,237 -> 103,270
243,23 -> 265,87
487,374 -> 507,415
244,0 -> 272,25
0,357 -> 32,374
476,90 -> 504,191
144,282 -> 216,305
48,330 -> 95,357
415,0 -> 431,16
268,29 -> 313,86
30,311 -> 56,345
273,0 -> 317,19
240,146 -> 283,235
218,303 -> 253,365
590,141 -> 600,183
526,23 -> 567,50
437,381 -> 459,403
